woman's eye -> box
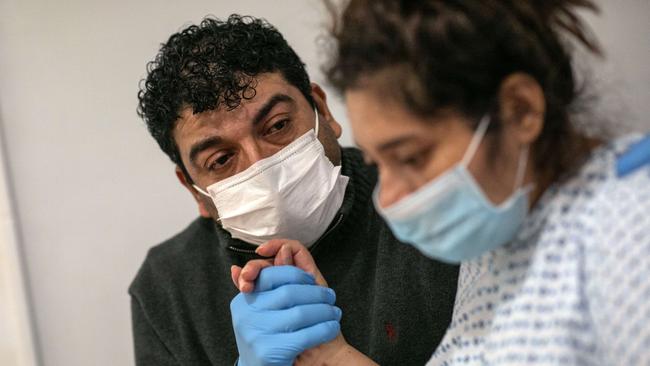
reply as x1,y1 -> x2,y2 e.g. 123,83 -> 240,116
399,148 -> 430,168
266,119 -> 289,135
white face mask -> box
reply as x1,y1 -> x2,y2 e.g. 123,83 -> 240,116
193,111 -> 349,246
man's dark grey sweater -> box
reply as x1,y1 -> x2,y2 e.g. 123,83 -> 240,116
129,147 -> 459,365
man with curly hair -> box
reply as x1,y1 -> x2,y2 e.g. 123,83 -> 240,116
129,15 -> 458,366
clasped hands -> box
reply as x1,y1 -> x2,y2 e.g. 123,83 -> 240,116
229,239 -> 354,366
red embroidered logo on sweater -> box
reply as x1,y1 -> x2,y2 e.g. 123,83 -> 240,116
385,322 -> 397,342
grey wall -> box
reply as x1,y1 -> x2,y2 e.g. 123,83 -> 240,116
581,0 -> 650,134
0,1 -> 647,365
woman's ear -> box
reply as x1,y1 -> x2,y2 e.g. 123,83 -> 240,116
498,73 -> 545,146
175,166 -> 212,218
311,82 -> 342,138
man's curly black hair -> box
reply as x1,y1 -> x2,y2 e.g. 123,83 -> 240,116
137,14 -> 314,174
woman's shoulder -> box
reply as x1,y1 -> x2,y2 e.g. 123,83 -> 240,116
533,134 -> 649,234
547,134 -> 650,216
576,135 -> 650,364
581,134 -> 650,222
525,134 -> 650,269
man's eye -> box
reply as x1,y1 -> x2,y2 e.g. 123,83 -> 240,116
266,119 -> 289,135
208,153 -> 233,170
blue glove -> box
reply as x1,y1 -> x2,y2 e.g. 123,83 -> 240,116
231,266 -> 342,366
617,134 -> 650,177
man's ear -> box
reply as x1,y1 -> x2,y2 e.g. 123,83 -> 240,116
498,73 -> 545,146
311,83 -> 342,138
175,166 -> 212,218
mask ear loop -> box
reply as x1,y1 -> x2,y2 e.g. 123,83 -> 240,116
461,115 -> 491,167
513,145 -> 529,191
191,184 -> 223,223
193,184 -> 210,197
314,107 -> 320,137
460,114 -> 530,192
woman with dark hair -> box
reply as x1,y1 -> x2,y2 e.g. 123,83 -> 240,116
232,1 -> 650,364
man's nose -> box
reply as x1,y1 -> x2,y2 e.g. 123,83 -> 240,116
239,139 -> 282,168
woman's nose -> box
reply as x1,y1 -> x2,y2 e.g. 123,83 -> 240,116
377,172 -> 411,208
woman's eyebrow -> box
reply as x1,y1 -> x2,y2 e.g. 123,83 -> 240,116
376,135 -> 419,152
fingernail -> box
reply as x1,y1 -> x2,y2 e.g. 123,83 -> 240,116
327,288 -> 336,301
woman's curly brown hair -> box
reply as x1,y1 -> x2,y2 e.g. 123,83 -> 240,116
326,0 -> 602,183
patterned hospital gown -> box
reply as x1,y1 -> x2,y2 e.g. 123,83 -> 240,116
427,135 -> 650,365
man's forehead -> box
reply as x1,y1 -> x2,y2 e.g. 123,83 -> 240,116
173,73 -> 308,149
177,73 -> 299,126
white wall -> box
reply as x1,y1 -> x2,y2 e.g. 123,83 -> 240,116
0,126 -> 38,366
0,1 -> 647,365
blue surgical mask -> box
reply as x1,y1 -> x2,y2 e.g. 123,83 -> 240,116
373,116 -> 531,263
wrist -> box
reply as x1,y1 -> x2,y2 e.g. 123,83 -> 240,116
295,334 -> 347,365
307,335 -> 378,366
296,333 -> 378,366
328,342 -> 357,365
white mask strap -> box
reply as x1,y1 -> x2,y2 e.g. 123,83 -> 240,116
192,184 -> 222,223
314,107 -> 320,137
514,145 -> 529,190
193,184 -> 210,197
461,115 -> 491,167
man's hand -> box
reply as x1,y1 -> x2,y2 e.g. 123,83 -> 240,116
231,239 -> 328,292
231,265 -> 342,366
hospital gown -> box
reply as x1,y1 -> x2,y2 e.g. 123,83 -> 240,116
427,135 -> 650,365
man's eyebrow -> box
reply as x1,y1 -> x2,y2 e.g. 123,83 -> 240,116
252,94 -> 295,126
189,136 -> 222,167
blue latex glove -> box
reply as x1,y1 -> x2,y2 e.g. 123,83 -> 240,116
617,134 -> 650,177
231,266 -> 342,366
